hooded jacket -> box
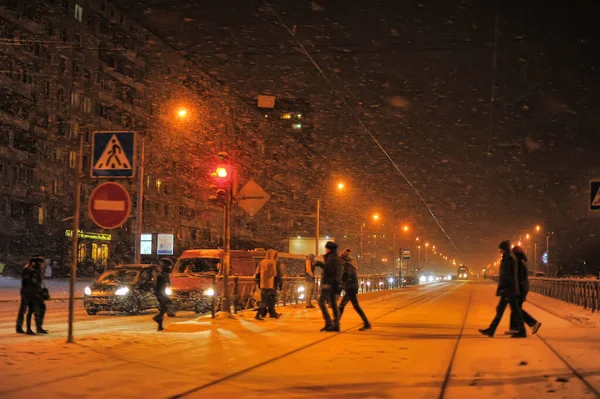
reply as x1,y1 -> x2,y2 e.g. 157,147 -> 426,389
318,249 -> 342,288
496,251 -> 520,299
513,249 -> 530,298
258,249 -> 278,290
339,249 -> 359,291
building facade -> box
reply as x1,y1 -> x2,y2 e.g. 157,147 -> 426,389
0,0 -> 316,273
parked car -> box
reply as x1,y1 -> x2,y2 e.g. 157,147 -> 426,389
169,250 -> 257,313
83,264 -> 174,316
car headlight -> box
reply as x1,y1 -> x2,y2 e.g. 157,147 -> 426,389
297,286 -> 305,293
427,276 -> 434,282
298,294 -> 305,300
84,286 -> 92,296
204,288 -> 215,297
379,281 -> 384,286
115,287 -> 130,296
419,276 -> 426,283
165,287 -> 173,296
447,275 -> 452,280
388,278 -> 394,284
366,281 -> 371,286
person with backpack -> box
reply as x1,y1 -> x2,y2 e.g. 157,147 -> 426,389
507,246 -> 541,335
338,248 -> 371,331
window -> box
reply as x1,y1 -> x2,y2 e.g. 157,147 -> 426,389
83,97 -> 92,114
59,58 -> 66,75
38,207 -> 45,224
83,128 -> 91,143
69,151 -> 77,168
0,130 -> 8,147
74,4 -> 83,22
72,61 -> 81,77
83,68 -> 92,85
61,0 -> 70,15
44,81 -> 51,97
57,87 -> 65,103
61,28 -> 68,42
82,155 -> 88,174
69,122 -> 79,138
71,91 -> 80,107
57,118 -> 67,136
47,20 -> 54,36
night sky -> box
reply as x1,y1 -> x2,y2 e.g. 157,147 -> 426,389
121,0 -> 600,270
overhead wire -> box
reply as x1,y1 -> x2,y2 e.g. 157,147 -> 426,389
264,1 -> 461,253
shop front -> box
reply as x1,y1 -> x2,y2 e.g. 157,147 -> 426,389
65,230 -> 112,271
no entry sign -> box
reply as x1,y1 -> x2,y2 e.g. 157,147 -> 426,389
89,182 -> 132,229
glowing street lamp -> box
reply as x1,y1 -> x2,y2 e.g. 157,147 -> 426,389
372,213 -> 380,221
177,108 -> 188,118
337,182 -> 345,190
536,225 -> 541,232
402,225 -> 409,232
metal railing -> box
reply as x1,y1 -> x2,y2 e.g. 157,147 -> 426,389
529,277 -> 600,313
487,276 -> 600,313
208,274 -> 405,318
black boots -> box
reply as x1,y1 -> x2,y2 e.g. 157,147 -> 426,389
153,314 -> 164,331
479,328 -> 494,337
359,323 -> 372,331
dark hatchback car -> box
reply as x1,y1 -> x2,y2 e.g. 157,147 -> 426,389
83,264 -> 173,316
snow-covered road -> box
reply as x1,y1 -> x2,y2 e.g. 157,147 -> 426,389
0,281 -> 598,399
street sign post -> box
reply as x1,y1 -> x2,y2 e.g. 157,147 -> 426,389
91,131 -> 136,178
236,179 -> 271,217
88,182 -> 132,229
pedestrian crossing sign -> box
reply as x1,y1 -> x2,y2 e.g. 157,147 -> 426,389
590,180 -> 600,212
91,131 -> 137,178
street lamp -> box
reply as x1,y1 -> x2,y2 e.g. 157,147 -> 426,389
360,212 -> 382,258
337,182 -> 345,191
372,213 -> 380,221
177,108 -> 188,118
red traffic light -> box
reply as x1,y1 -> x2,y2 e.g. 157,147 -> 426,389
216,167 -> 228,178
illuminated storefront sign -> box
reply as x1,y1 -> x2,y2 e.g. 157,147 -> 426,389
65,230 -> 112,241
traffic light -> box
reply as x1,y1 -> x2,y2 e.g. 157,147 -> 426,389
209,152 -> 231,203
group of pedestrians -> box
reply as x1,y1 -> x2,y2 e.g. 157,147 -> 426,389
480,240 -> 542,338
16,256 -> 50,335
311,242 -> 371,332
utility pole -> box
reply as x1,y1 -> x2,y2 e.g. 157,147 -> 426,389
222,181 -> 232,314
534,243 -> 538,271
315,198 -> 320,256
133,136 -> 145,264
68,135 -> 83,344
359,223 -> 364,259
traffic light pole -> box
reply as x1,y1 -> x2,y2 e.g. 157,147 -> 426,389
221,182 -> 233,314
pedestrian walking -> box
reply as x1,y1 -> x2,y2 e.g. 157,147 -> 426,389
152,258 -> 173,331
316,241 -> 342,332
305,254 -> 316,308
17,256 -> 46,335
255,249 -> 281,320
507,246 -> 541,334
338,248 -> 371,331
479,240 -> 526,338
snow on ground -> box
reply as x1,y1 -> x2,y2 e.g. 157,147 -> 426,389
0,281 -> 598,399
0,277 -> 91,301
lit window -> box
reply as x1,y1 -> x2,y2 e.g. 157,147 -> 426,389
281,113 -> 292,120
74,4 -> 83,22
69,151 -> 77,168
292,123 -> 302,129
156,180 -> 162,191
38,207 -> 45,224
297,113 -> 302,118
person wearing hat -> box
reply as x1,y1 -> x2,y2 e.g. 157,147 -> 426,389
479,240 -> 526,338
339,248 -> 371,331
152,258 -> 173,331
316,241 -> 342,332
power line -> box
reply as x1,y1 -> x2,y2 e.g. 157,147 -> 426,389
264,1 -> 461,253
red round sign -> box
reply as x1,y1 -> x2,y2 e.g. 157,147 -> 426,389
88,182 -> 132,230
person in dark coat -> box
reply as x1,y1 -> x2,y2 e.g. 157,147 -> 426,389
338,248 -> 371,331
316,241 -> 342,332
19,257 -> 46,335
152,258 -> 173,331
508,246 -> 541,334
479,240 -> 526,338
